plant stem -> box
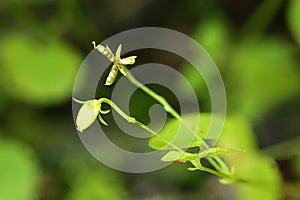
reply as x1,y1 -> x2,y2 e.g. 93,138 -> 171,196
123,67 -> 231,175
98,98 -> 231,179
190,160 -> 231,179
206,157 -> 222,172
93,44 -> 233,179
125,69 -> 181,120
201,166 -> 232,179
98,98 -> 184,152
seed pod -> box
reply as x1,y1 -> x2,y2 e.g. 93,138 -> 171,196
115,44 -> 122,61
105,64 -> 119,86
92,41 -> 115,62
76,100 -> 100,132
119,56 -> 137,65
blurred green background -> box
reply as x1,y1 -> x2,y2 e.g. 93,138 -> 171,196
0,0 -> 300,199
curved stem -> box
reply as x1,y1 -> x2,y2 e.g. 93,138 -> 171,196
123,67 -> 231,175
98,97 -> 234,179
98,98 -> 184,152
93,44 -> 233,179
98,98 -> 232,178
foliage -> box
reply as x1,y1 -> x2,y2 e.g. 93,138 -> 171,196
0,34 -> 81,105
75,43 -> 245,184
287,0 -> 300,45
0,0 -> 300,199
216,115 -> 281,199
0,137 -> 40,200
67,169 -> 125,200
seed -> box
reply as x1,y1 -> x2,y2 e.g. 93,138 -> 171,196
99,46 -> 104,53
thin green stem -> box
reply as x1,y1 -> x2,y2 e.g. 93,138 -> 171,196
98,98 -> 184,153
93,43 -> 233,179
98,98 -> 231,178
125,69 -> 181,120
123,66 -> 232,176
202,143 -> 230,173
213,156 -> 231,174
206,157 -> 222,172
190,160 -> 232,179
201,166 -> 232,179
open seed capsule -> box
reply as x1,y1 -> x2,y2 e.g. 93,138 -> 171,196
76,100 -> 100,132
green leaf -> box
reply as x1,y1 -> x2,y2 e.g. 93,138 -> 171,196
67,169 -> 125,200
161,151 -> 199,162
217,115 -> 258,150
228,37 -> 300,120
287,0 -> 300,44
0,137 -> 40,200
0,33 -> 81,105
198,147 -> 243,158
149,113 -> 210,150
150,113 -> 257,151
235,153 -> 281,200
193,16 -> 231,66
76,100 -> 100,132
217,116 -> 281,199
176,16 -> 230,108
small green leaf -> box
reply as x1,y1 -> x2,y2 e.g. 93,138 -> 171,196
115,44 -> 122,61
67,169 -> 125,200
76,100 -> 100,132
149,113 -> 211,150
0,33 -> 81,105
198,147 -> 243,158
161,151 -> 199,162
194,16 -> 230,66
161,151 -> 182,162
0,137 -> 40,200
228,37 -> 300,120
119,56 -> 137,65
